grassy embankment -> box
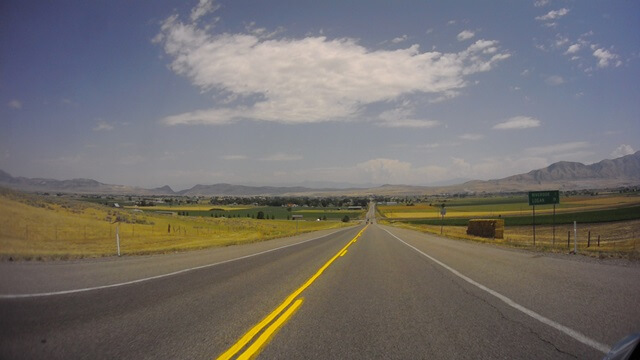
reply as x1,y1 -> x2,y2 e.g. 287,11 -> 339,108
378,194 -> 640,257
0,189 -> 356,260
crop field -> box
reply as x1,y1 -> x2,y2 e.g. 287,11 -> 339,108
137,205 -> 364,221
130,205 -> 253,212
379,193 -> 640,258
0,189 -> 353,260
378,194 -> 640,220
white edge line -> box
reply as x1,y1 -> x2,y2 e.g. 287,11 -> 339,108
382,227 -> 611,355
0,227 -> 354,299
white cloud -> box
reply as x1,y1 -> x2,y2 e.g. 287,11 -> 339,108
93,121 -> 114,131
459,133 -> 484,140
545,75 -> 565,85
493,116 -> 541,130
8,99 -> 22,109
593,48 -> 621,68
190,0 -> 219,22
377,119 -> 439,128
260,153 -> 303,161
157,9 -> 510,126
220,154 -> 247,160
534,0 -> 549,7
554,36 -> 569,48
377,106 -> 439,128
391,35 -> 408,44
356,158 -> 417,184
457,30 -> 475,41
565,43 -> 580,54
610,144 -> 635,158
535,8 -> 569,21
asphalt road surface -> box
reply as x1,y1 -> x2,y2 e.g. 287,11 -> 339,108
1,216 -> 639,359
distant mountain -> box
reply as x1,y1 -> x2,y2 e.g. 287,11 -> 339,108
0,151 -> 638,196
477,151 -> 640,192
178,183 -> 314,196
0,170 -> 175,195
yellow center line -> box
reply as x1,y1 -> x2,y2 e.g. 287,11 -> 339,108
216,225 -> 368,360
339,250 -> 347,257
236,298 -> 304,360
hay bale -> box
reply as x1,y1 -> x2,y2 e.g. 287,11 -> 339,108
467,219 -> 504,239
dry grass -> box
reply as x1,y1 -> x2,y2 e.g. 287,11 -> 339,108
383,219 -> 640,259
0,190 -> 351,260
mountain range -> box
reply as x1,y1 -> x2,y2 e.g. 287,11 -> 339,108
1,151 -> 638,196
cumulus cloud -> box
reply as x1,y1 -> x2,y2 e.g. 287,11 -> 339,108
459,133 -> 484,140
593,48 -> 621,68
93,120 -> 114,131
493,116 -> 541,130
377,119 -> 440,128
610,144 -> 635,158
536,8 -> 569,21
190,0 -> 219,22
356,158 -> 413,183
457,30 -> 475,41
260,153 -> 303,161
391,35 -> 408,44
565,43 -> 580,54
7,99 -> 22,109
545,75 -> 565,85
534,0 -> 549,7
376,106 -> 440,128
156,8 -> 510,126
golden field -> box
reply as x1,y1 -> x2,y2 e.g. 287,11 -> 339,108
378,195 -> 640,219
0,189 -> 351,260
383,219 -> 640,258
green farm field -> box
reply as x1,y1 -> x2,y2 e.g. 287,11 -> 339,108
379,193 -> 640,258
137,205 -> 364,221
378,194 -> 640,221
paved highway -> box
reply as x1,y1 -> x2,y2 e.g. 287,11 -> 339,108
1,208 -> 639,359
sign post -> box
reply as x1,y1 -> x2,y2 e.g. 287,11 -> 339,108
292,214 -> 303,234
528,191 -> 560,247
440,204 -> 446,235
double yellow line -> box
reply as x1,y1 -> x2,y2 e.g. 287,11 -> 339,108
217,225 -> 368,360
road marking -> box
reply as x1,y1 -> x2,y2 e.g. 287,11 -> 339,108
236,298 -> 304,360
217,226 -> 368,360
340,250 -> 348,257
0,228 -> 353,299
382,228 -> 611,355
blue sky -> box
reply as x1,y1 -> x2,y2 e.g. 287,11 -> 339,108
1,0 -> 638,190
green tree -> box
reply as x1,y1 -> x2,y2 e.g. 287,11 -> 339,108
342,215 -> 350,223
257,211 -> 265,219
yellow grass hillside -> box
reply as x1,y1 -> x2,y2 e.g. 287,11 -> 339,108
0,188 -> 351,260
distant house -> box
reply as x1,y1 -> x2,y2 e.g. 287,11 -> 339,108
347,206 -> 363,210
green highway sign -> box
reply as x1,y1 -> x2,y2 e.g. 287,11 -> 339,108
528,190 -> 560,206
